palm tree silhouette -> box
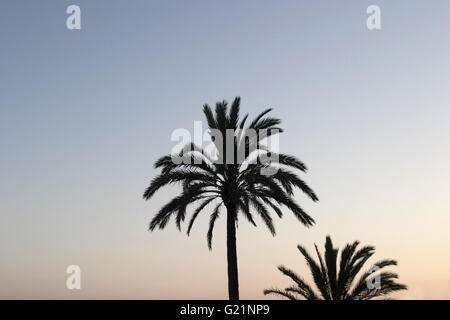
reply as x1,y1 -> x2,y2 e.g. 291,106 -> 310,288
143,97 -> 318,300
264,236 -> 407,300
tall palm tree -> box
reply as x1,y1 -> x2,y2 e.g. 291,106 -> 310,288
143,97 -> 318,300
264,236 -> 407,300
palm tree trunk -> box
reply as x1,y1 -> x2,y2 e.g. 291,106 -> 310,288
226,204 -> 239,300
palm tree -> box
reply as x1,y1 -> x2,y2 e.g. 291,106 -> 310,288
143,97 -> 318,300
264,236 -> 407,300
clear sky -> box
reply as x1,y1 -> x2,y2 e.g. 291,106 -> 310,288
1,0 -> 449,299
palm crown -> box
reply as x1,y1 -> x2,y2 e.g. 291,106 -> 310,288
264,236 -> 407,300
143,97 -> 318,299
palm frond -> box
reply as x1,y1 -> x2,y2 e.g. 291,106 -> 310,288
187,196 -> 218,235
203,104 -> 218,129
249,108 -> 273,128
249,197 -> 275,236
143,169 -> 214,200
207,202 -> 223,249
228,97 -> 240,128
263,289 -> 297,300
297,244 -> 331,299
278,266 -> 319,300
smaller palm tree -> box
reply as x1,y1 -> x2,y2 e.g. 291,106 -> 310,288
264,236 -> 407,300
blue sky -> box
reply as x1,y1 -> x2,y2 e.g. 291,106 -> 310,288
1,0 -> 449,299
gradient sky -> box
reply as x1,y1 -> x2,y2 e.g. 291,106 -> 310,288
1,0 -> 449,299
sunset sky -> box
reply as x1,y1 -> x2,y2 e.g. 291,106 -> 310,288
1,0 -> 449,299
